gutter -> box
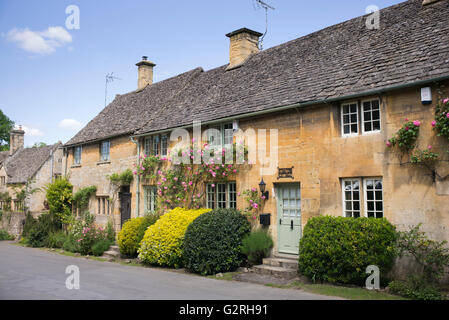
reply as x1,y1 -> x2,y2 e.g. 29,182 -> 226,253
130,136 -> 140,217
131,74 -> 449,138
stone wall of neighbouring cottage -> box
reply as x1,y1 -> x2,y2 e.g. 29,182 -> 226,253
65,135 -> 138,232
0,211 -> 40,238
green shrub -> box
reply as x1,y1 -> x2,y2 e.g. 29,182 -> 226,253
241,229 -> 274,266
92,239 -> 112,256
0,229 -> 14,241
298,216 -> 397,285
22,212 -> 37,238
183,208 -> 251,275
138,207 -> 210,267
106,220 -> 116,243
45,178 -> 73,224
28,212 -> 61,247
118,214 -> 159,257
76,225 -> 109,256
62,234 -> 78,252
44,231 -> 67,248
388,277 -> 445,300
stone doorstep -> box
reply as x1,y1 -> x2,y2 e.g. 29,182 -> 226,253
251,265 -> 298,279
262,258 -> 298,270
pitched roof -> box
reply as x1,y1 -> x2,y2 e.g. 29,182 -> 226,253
3,143 -> 62,184
0,151 -> 9,165
66,0 -> 449,146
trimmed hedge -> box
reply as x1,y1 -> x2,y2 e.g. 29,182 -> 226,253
118,214 -> 159,257
183,208 -> 251,275
298,216 -> 397,285
138,207 -> 211,268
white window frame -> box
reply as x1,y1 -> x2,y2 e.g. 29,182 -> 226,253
160,134 -> 168,157
207,122 -> 235,148
74,146 -> 82,165
144,137 -> 152,156
143,185 -> 157,213
341,102 -> 359,137
361,99 -> 381,135
363,178 -> 384,219
341,178 -> 362,218
342,177 -> 384,218
206,182 -> 237,209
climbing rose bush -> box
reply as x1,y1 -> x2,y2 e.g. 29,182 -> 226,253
387,119 -> 420,151
138,207 -> 211,267
434,97 -> 449,141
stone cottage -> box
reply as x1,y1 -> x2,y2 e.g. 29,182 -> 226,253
63,0 -> 449,256
0,127 -> 63,236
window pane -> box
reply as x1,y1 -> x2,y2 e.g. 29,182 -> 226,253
161,135 -> 168,156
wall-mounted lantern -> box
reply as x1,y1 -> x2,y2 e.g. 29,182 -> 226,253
259,178 -> 269,200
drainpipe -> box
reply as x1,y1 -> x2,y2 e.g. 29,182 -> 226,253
131,137 -> 141,217
50,149 -> 54,183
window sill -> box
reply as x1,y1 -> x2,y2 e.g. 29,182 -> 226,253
71,164 -> 82,168
97,161 -> 111,166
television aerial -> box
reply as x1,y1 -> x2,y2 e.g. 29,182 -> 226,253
104,72 -> 122,107
253,0 -> 275,50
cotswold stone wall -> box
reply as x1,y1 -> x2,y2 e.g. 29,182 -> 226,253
0,211 -> 40,238
65,135 -> 138,232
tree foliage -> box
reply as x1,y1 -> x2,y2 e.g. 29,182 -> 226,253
0,110 -> 14,151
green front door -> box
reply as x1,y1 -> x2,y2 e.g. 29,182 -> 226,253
277,183 -> 301,255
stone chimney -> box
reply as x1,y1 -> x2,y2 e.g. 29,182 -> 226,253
136,56 -> 156,90
10,125 -> 25,155
226,28 -> 263,70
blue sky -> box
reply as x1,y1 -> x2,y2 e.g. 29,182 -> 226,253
0,0 -> 403,147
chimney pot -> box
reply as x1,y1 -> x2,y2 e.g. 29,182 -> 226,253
136,56 -> 156,90
226,28 -> 263,70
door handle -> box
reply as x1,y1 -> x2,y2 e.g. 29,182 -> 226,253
291,220 -> 294,230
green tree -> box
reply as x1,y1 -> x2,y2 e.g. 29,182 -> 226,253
32,142 -> 47,148
0,110 -> 15,151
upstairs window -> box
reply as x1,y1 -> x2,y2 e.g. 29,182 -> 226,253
144,135 -> 168,157
341,102 -> 359,136
207,122 -> 235,148
362,100 -> 381,133
100,141 -> 110,162
341,99 -> 381,136
74,146 -> 82,165
0,176 -> 5,186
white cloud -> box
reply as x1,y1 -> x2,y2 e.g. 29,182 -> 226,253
6,26 -> 72,55
58,118 -> 83,131
20,125 -> 44,137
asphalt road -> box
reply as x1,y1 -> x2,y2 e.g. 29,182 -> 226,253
0,241 -> 338,300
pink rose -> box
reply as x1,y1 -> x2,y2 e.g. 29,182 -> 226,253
405,127 -> 410,131
447,113 -> 449,119
413,120 -> 421,127
443,98 -> 449,104
428,145 -> 432,150
431,121 -> 437,127
386,141 -> 391,147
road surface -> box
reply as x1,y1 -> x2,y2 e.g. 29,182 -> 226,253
0,241 -> 339,300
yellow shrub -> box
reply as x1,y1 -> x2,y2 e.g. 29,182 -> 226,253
118,215 -> 159,257
138,207 -> 210,267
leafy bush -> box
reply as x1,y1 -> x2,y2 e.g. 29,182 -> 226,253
0,229 -> 14,241
118,214 -> 159,257
388,277 -> 445,300
92,239 -> 112,256
298,216 -> 397,285
183,208 -> 251,275
75,225 -> 109,256
106,220 -> 116,243
27,212 -> 62,248
45,178 -> 73,224
62,234 -> 78,252
45,231 -> 67,248
138,207 -> 210,267
241,229 -> 273,266
73,186 -> 97,213
22,212 -> 37,238
395,224 -> 449,284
